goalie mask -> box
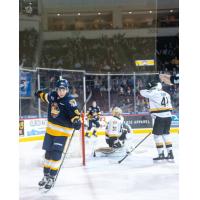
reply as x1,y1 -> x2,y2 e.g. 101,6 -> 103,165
112,107 -> 122,117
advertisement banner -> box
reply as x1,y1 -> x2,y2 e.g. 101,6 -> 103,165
19,120 -> 24,137
20,114 -> 178,140
23,118 -> 47,137
97,114 -> 152,130
171,114 -> 179,127
123,114 -> 152,129
20,71 -> 32,97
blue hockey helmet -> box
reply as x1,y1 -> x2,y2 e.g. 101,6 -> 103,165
56,79 -> 69,89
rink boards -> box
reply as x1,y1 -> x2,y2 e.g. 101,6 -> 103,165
19,114 -> 179,142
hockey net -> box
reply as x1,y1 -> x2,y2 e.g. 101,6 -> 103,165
62,113 -> 86,167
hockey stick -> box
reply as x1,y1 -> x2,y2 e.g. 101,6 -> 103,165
53,91 -> 92,186
118,132 -> 152,164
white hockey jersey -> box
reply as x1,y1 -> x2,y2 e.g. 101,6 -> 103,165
140,89 -> 173,118
106,116 -> 123,138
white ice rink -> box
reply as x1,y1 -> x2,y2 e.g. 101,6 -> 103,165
20,134 -> 179,200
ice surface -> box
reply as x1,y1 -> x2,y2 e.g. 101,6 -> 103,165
20,134 -> 179,200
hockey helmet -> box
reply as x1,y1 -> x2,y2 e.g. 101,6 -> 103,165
147,81 -> 162,90
56,79 -> 69,89
112,107 -> 122,116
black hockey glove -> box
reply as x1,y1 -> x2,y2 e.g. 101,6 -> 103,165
34,90 -> 43,98
72,119 -> 81,130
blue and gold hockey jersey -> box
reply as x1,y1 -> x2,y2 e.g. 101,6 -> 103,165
86,106 -> 101,120
39,91 -> 80,137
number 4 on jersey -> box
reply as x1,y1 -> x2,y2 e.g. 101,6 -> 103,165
161,97 -> 169,107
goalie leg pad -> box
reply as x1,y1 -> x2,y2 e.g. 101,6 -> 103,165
119,130 -> 127,141
106,137 -> 117,147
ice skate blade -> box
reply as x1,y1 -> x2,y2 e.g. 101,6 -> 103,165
40,187 -> 54,193
38,185 -> 45,190
92,134 -> 98,138
166,159 -> 175,163
153,159 -> 167,164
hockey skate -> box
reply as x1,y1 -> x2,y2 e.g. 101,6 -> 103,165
38,175 -> 49,189
153,152 -> 166,163
92,130 -> 98,137
85,132 -> 90,138
42,176 -> 55,192
165,150 -> 175,163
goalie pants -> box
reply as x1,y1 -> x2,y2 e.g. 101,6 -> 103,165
106,137 -> 117,147
42,133 -> 68,177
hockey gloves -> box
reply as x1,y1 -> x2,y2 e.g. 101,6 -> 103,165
72,119 -> 81,130
34,90 -> 43,98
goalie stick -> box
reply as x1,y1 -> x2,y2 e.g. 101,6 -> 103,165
118,132 -> 152,164
51,91 -> 92,189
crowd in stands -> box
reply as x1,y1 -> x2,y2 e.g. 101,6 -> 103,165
85,73 -> 179,113
19,30 -> 178,75
40,35 -> 155,72
19,31 -> 179,116
20,71 -> 179,117
157,36 -> 179,73
19,28 -> 39,68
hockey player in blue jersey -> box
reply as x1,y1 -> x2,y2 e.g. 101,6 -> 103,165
35,79 -> 81,190
85,101 -> 101,137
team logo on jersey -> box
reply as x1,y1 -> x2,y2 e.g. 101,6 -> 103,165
50,102 -> 60,118
69,99 -> 77,107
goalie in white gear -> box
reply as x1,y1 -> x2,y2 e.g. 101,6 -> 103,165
105,107 -> 130,148
140,81 -> 174,161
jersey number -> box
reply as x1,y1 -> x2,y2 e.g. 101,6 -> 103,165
112,126 -> 117,131
161,97 -> 169,107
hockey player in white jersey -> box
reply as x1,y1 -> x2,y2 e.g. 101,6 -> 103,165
94,107 -> 131,155
105,107 -> 130,148
140,81 -> 174,161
